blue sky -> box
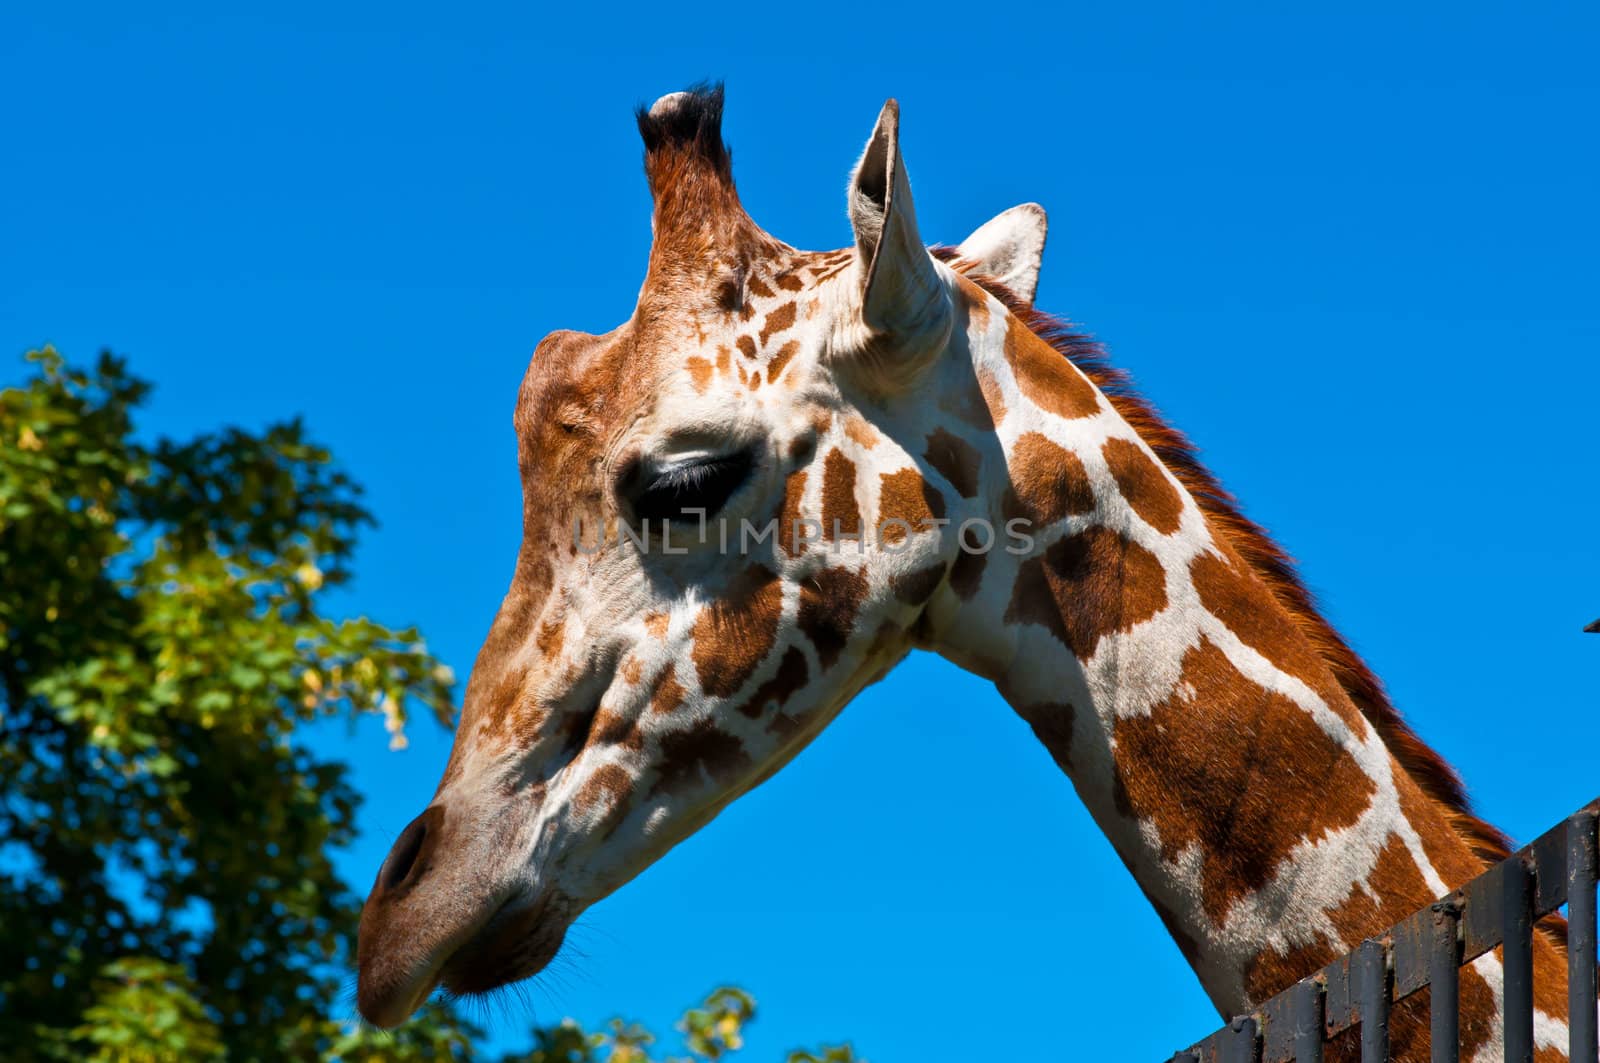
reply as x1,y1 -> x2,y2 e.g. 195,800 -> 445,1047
4,3 -> 1598,1059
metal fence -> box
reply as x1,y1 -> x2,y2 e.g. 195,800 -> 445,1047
1168,798 -> 1599,1062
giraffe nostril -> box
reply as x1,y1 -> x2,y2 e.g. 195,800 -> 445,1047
377,808 -> 439,893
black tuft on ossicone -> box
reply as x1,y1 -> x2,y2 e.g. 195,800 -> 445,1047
635,81 -> 733,181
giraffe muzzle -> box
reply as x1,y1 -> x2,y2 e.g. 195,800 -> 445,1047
356,799 -> 575,1027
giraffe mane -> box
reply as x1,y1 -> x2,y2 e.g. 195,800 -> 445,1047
932,246 -> 1520,879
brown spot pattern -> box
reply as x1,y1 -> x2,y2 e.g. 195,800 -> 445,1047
651,718 -> 751,798
779,469 -> 808,557
810,260 -> 850,282
821,449 -> 861,541
650,663 -> 686,715
877,468 -> 945,545
1004,315 -> 1100,419
844,415 -> 879,449
537,618 -> 565,660
690,565 -> 782,698
798,566 -> 868,670
891,562 -> 946,606
574,763 -> 633,814
1002,432 -> 1095,528
1102,436 -> 1183,534
485,665 -> 526,734
738,646 -> 808,718
767,340 -> 799,382
588,709 -> 640,750
954,274 -> 992,332
488,676 -> 542,750
924,427 -> 982,498
1112,636 -> 1377,926
758,301 -> 796,345
1005,526 -> 1167,659
686,356 -> 713,393
978,368 -> 1007,426
1189,550 -> 1363,731
949,544 -> 987,601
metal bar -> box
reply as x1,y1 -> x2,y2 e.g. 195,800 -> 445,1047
1322,954 -> 1353,1037
1291,978 -> 1324,1063
1225,1016 -> 1259,1063
1168,1053 -> 1199,1063
1530,814 -> 1570,917
1357,938 -> 1389,1062
1502,856 -> 1534,1063
1261,986 -> 1297,1061
1391,906 -> 1432,999
1459,857 -> 1508,965
1429,899 -> 1460,1063
1193,1028 -> 1230,1062
1568,810 -> 1598,1063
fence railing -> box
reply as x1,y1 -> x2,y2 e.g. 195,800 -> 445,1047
1168,797 -> 1599,1062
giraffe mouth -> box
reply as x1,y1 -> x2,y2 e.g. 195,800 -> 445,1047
357,884 -> 566,1027
435,889 -> 569,999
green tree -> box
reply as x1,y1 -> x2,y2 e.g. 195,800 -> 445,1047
0,348 -> 861,1062
1,347 -> 459,1058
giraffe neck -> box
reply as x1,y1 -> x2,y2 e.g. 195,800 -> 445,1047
912,272 -> 1568,1052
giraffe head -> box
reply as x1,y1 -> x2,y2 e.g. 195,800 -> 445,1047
355,85 -> 1048,1026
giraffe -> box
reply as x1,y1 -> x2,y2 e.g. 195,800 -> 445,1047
355,86 -> 1575,1059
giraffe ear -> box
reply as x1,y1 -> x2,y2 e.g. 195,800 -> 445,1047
955,203 -> 1048,305
847,100 -> 951,374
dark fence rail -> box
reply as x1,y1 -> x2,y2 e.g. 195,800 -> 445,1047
1168,797 -> 1599,1062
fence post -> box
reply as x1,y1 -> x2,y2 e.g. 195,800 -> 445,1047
1224,1015 -> 1259,1063
1429,898 -> 1460,1063
1502,857 -> 1534,1063
1357,939 -> 1389,1062
1567,810 -> 1598,1063
1291,978 -> 1323,1063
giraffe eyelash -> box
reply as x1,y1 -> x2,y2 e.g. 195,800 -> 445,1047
625,450 -> 756,525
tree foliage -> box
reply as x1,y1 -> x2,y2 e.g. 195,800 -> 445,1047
0,349 -> 862,1061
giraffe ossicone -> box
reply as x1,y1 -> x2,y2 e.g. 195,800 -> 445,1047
356,85 -> 1573,1060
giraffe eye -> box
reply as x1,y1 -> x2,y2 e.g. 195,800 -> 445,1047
628,450 -> 755,524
